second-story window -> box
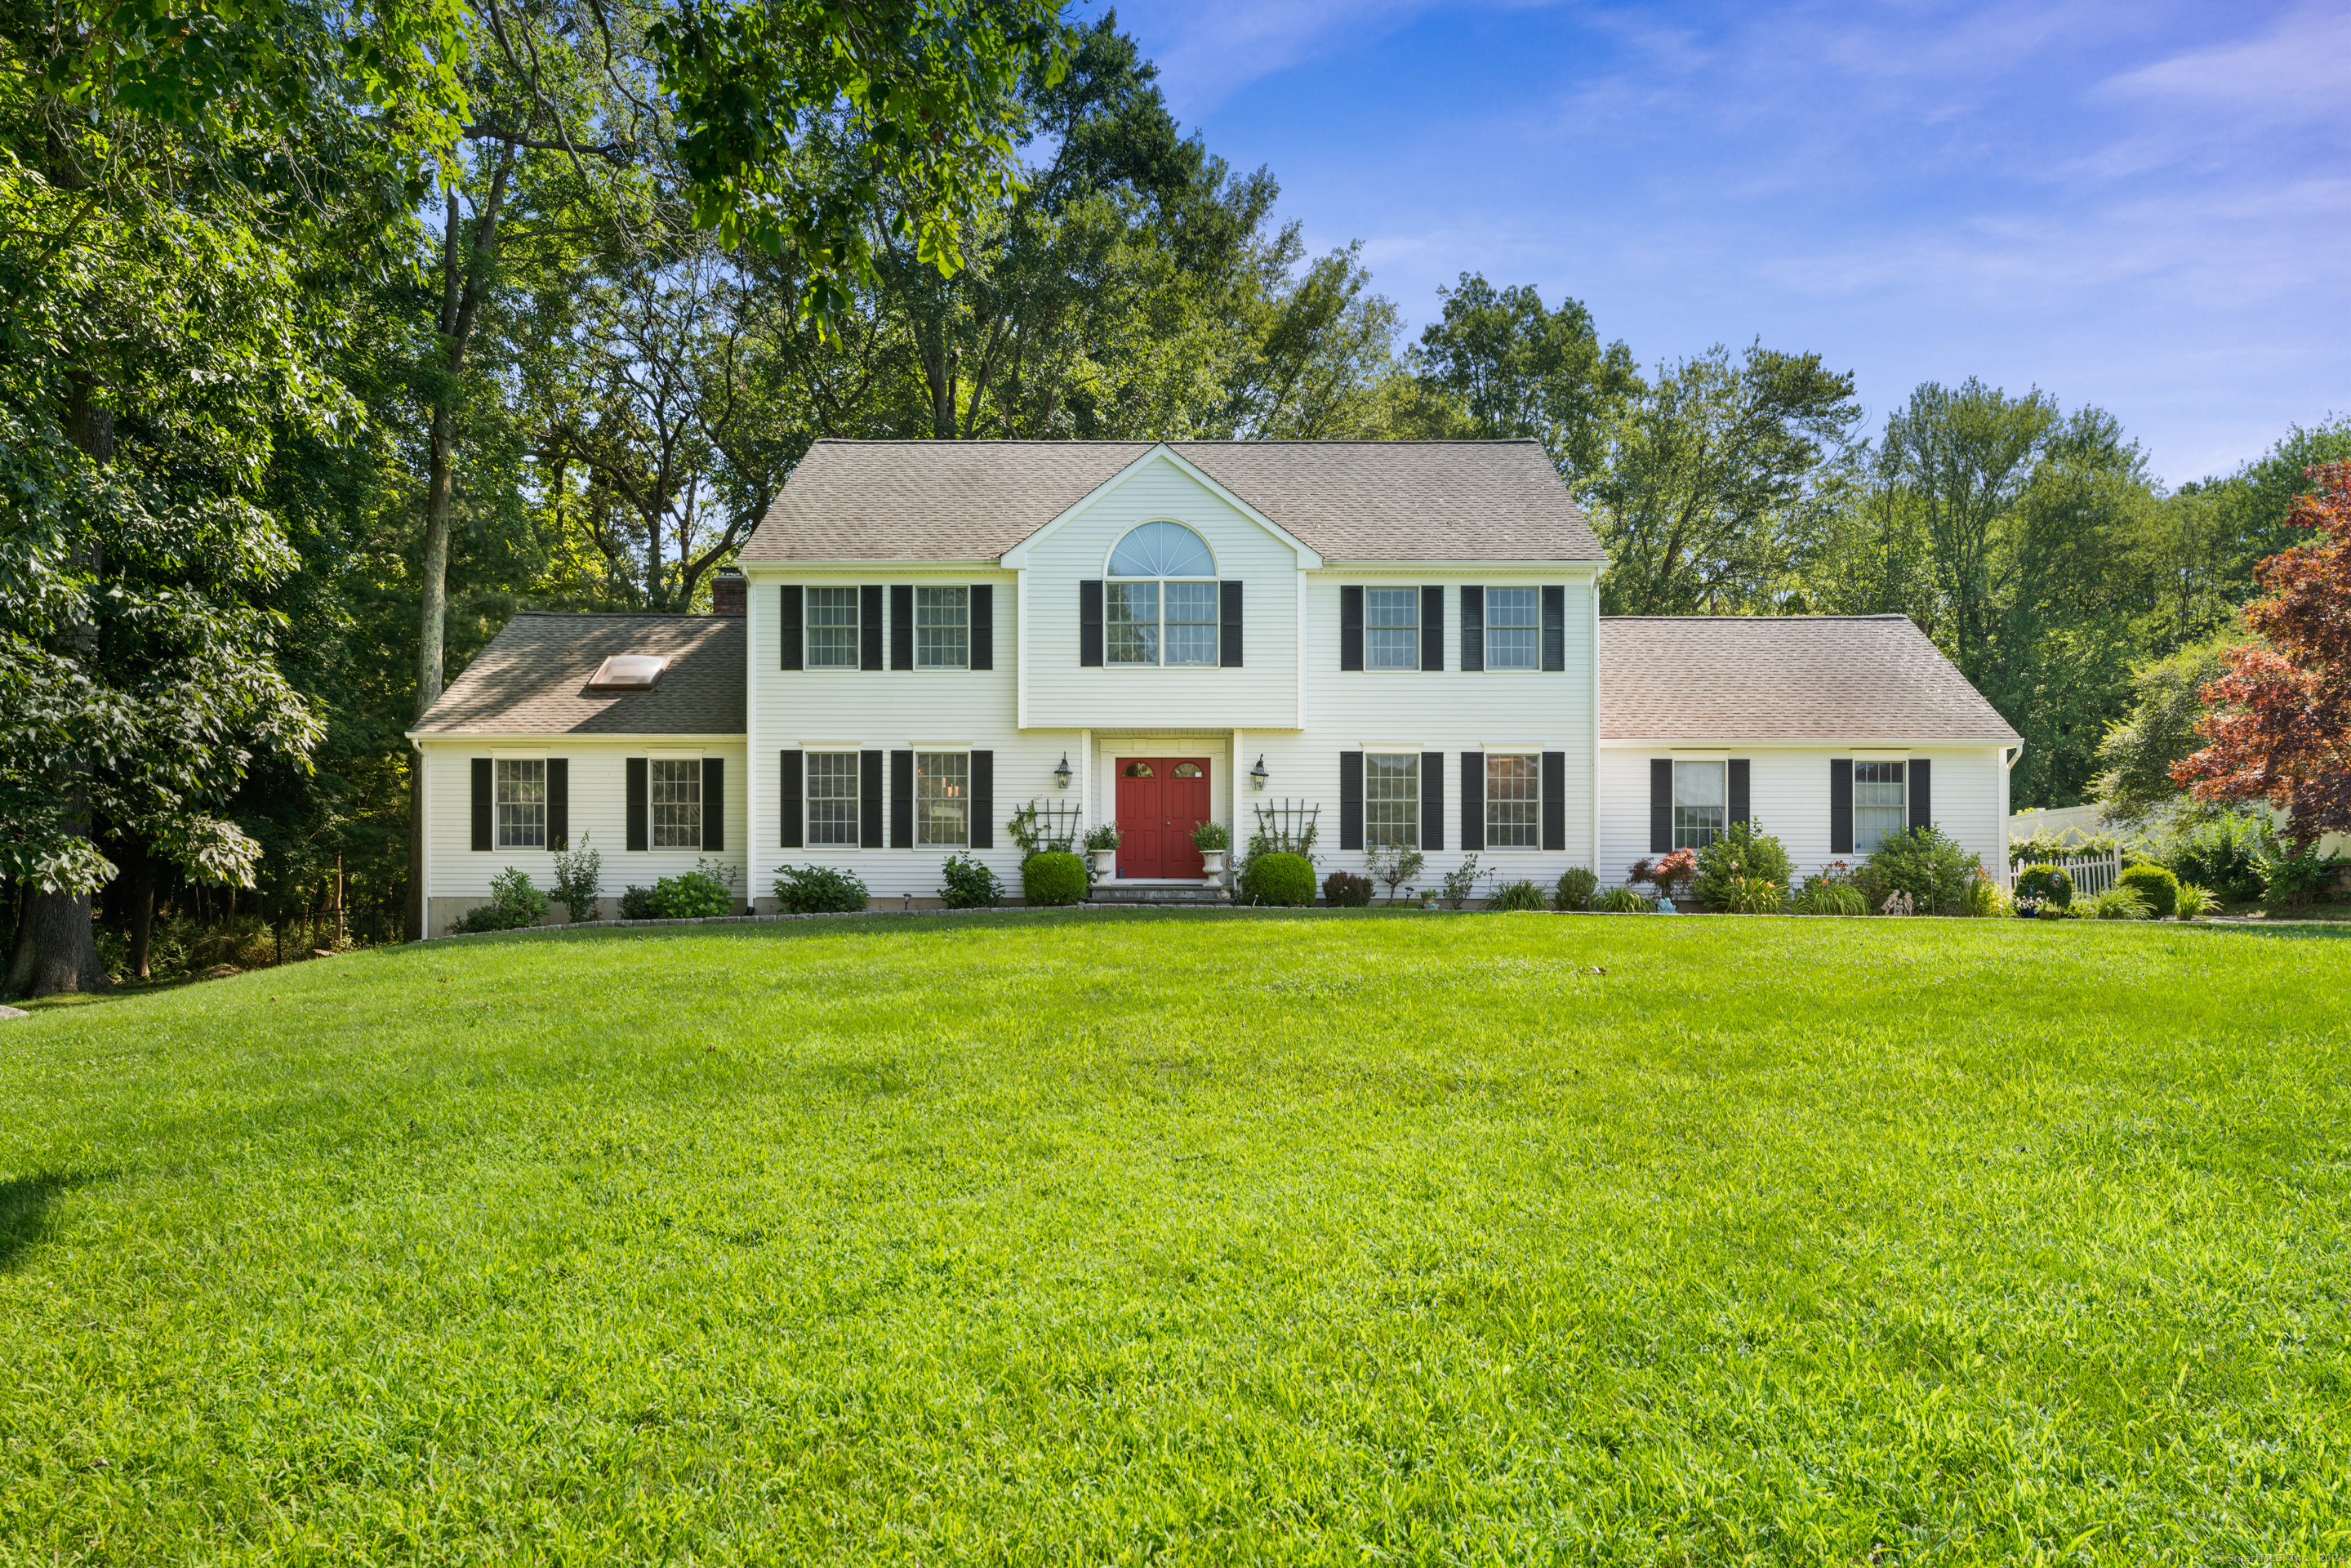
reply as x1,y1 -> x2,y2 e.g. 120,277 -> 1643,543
806,586 -> 859,668
1106,520 -> 1218,667
1366,588 -> 1418,670
1486,587 -> 1538,670
916,586 -> 968,669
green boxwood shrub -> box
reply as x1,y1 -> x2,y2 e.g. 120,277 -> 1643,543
2014,864 -> 2073,909
2116,862 -> 2179,918
646,862 -> 736,918
1321,871 -> 1373,907
1693,821 -> 1794,912
453,866 -> 548,933
618,884 -> 658,920
1553,866 -> 1599,911
1022,851 -> 1089,906
1489,878 -> 1547,912
771,864 -> 870,914
938,852 -> 1004,909
1243,852 -> 1314,907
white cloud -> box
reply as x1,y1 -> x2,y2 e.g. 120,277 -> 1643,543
2098,3 -> 2351,122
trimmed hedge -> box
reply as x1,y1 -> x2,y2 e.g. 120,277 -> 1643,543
2015,864 -> 2074,909
1245,853 -> 1315,907
1022,852 -> 1089,907
2117,862 -> 2180,918
1322,871 -> 1373,908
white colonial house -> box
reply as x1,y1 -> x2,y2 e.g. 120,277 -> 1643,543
408,439 -> 2022,932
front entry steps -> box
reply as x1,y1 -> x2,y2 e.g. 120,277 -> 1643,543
1088,884 -> 1231,906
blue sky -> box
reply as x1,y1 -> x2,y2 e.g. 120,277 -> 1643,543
1101,0 -> 2350,486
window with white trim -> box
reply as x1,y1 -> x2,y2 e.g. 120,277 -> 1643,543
1855,761 -> 1906,856
807,753 -> 859,846
1486,587 -> 1538,670
1365,752 -> 1418,847
806,586 -> 858,668
495,759 -> 545,849
1365,588 -> 1418,670
1106,521 -> 1218,667
916,751 -> 968,846
651,759 -> 701,849
1672,760 -> 1725,850
1485,754 -> 1539,849
915,586 -> 968,669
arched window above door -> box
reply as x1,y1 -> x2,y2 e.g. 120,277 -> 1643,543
1108,520 -> 1214,578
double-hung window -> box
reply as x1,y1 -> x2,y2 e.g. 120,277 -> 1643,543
1106,520 -> 1218,667
1855,762 -> 1906,855
806,753 -> 859,846
1485,755 -> 1540,849
1365,588 -> 1418,670
915,586 -> 968,669
1365,752 -> 1418,847
1672,760 -> 1725,850
651,759 -> 701,849
916,751 -> 968,846
1485,588 -> 1538,670
806,587 -> 859,668
495,759 -> 545,849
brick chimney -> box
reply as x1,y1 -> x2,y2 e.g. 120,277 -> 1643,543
710,565 -> 746,616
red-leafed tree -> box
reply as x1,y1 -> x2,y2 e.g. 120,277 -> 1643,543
2172,461 -> 2351,847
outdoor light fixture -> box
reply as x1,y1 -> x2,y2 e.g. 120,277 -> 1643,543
1053,753 -> 1073,790
1249,754 -> 1270,790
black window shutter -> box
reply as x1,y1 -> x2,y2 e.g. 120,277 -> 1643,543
890,585 -> 914,670
1908,759 -> 1932,831
778,585 -> 804,670
1339,751 -> 1364,850
1543,751 -> 1567,851
1219,581 -> 1243,667
470,758 -> 493,851
1460,586 -> 1485,672
890,749 -> 914,849
859,751 -> 884,848
1541,586 -> 1566,672
548,758 -> 569,850
1461,753 -> 1485,850
1420,586 -> 1444,672
859,586 -> 884,670
1728,759 -> 1750,828
701,757 -> 724,852
1649,757 -> 1672,854
779,750 -> 803,849
1830,760 -> 1854,854
1080,580 -> 1104,667
626,757 -> 649,852
1340,586 -> 1364,671
1420,751 -> 1445,852
970,750 -> 994,849
970,585 -> 993,670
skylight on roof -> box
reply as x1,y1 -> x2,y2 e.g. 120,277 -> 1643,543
588,654 -> 667,691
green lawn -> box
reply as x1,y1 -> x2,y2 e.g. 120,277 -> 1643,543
3,911 -> 2348,1564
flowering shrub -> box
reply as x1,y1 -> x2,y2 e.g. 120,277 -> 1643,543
1693,822 -> 1793,912
1628,848 -> 1698,902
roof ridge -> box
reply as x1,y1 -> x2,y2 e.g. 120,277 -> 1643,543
1599,613 -> 1914,623
799,437 -> 1546,448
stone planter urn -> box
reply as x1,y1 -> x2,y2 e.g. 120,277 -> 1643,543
1199,849 -> 1229,881
1091,849 -> 1118,879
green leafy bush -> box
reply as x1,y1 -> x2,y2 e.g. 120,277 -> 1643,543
1553,866 -> 1598,911
1865,826 -> 1980,914
618,885 -> 659,920
1241,852 -> 1314,907
2086,884 -> 2151,920
1191,819 -> 1231,851
2161,809 -> 2271,903
1594,884 -> 1650,913
550,834 -> 603,923
643,860 -> 737,919
771,864 -> 870,914
1693,821 -> 1794,912
1489,878 -> 1547,912
1436,854 -> 1482,910
1321,871 -> 1373,907
453,866 -> 548,933
937,852 -> 1004,909
2014,864 -> 2073,910
1959,871 -> 2010,918
2174,883 -> 2213,920
1022,852 -> 1089,906
2117,862 -> 2179,918
1365,842 -> 1425,903
2259,842 -> 2349,908
1081,822 -> 1120,854
1796,882 -> 1867,916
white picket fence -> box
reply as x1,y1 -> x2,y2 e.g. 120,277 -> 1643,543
2023,848 -> 2122,898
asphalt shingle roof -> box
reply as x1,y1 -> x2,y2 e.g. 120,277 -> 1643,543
412,612 -> 746,736
1599,616 -> 2020,743
739,439 -> 1606,563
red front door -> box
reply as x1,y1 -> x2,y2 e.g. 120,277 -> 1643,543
1115,758 -> 1212,877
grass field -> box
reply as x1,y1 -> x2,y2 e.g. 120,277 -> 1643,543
2,911 -> 2348,1564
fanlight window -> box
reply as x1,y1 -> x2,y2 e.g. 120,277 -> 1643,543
1108,520 -> 1214,578
1171,763 -> 1203,778
1123,762 -> 1155,778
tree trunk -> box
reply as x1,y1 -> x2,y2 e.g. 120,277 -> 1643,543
126,855 -> 155,981
7,889 -> 103,996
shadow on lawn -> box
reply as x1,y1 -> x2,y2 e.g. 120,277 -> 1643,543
0,1172 -> 96,1272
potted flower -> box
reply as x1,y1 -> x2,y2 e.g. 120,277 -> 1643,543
1083,822 -> 1121,878
1191,818 -> 1231,880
